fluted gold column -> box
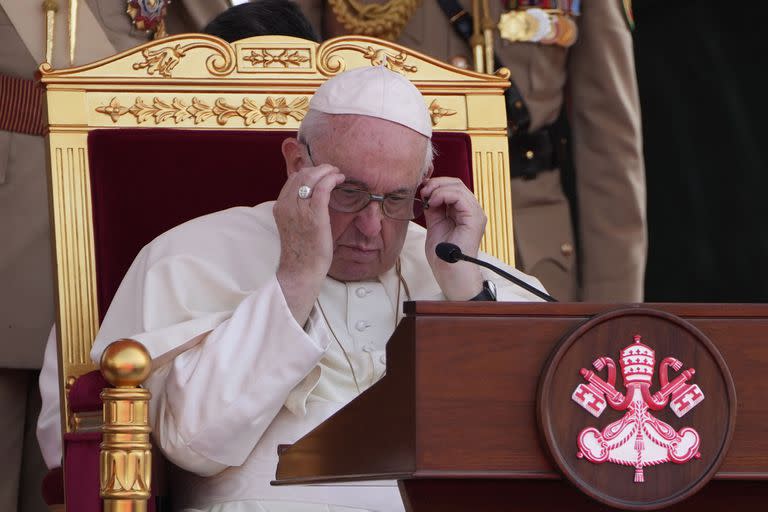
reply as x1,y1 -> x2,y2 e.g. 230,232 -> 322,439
100,340 -> 153,512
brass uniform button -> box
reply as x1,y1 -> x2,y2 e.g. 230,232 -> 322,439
525,150 -> 535,160
449,55 -> 469,69
560,242 -> 574,257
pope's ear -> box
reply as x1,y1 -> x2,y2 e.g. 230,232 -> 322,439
282,137 -> 306,177
422,162 -> 434,182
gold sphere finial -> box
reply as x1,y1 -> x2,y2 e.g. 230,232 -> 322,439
100,339 -> 151,387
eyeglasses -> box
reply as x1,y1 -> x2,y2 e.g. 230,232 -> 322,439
303,142 -> 428,221
329,186 -> 427,220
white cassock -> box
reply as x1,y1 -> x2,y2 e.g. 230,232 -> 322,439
89,201 -> 544,512
36,325 -> 61,469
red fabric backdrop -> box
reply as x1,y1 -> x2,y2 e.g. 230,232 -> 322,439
88,129 -> 473,320
60,128 -> 473,511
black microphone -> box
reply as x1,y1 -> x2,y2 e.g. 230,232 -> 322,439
435,242 -> 557,302
435,242 -> 463,263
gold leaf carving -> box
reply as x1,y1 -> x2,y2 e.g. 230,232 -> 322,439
243,48 -> 311,68
319,51 -> 346,75
150,98 -> 181,123
240,98 -> 264,125
95,98 -> 129,123
100,449 -> 151,493
260,96 -> 309,124
214,98 -> 248,125
362,46 -> 417,74
127,98 -> 151,123
171,98 -> 191,123
133,44 -> 185,78
428,99 -> 457,126
318,42 -> 417,76
96,96 -> 309,126
132,40 -> 236,78
127,97 -> 192,124
187,97 -> 215,124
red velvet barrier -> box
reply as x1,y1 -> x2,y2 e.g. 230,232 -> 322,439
68,370 -> 109,412
62,429 -> 160,512
60,372 -> 111,510
59,371 -> 114,512
63,432 -> 102,512
41,466 -> 64,506
88,129 -> 473,320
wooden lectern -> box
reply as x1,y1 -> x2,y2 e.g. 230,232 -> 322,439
275,303 -> 768,511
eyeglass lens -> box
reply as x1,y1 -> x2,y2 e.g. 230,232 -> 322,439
329,187 -> 425,220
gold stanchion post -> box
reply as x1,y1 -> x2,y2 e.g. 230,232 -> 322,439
100,339 -> 153,512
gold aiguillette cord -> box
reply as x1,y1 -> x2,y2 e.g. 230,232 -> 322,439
42,0 -> 59,65
69,0 -> 77,66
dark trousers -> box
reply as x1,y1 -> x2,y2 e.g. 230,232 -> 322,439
0,369 -> 49,512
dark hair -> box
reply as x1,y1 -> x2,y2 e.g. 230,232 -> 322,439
204,0 -> 319,43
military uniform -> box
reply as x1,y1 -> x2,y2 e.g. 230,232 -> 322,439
301,0 -> 646,301
0,1 -> 226,509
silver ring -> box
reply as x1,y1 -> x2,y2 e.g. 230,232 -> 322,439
297,185 -> 312,199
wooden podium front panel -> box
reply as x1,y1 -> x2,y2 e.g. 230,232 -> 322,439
276,303 -> 768,486
689,317 -> 768,476
409,303 -> 768,479
412,314 -> 568,475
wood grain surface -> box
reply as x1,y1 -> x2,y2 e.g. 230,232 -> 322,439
275,302 -> 768,510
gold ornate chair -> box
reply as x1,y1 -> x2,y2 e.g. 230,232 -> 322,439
39,34 -> 515,511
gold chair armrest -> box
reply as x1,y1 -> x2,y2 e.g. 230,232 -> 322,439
99,339 -> 152,512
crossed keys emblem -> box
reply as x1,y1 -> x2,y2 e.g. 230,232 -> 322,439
571,335 -> 704,483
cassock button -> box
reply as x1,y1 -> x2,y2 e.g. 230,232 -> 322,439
355,320 -> 370,331
560,242 -> 574,257
355,287 -> 369,298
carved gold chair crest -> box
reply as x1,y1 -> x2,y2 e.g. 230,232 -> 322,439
39,34 -> 514,511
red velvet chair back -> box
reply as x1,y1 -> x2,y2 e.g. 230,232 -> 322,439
88,128 -> 473,319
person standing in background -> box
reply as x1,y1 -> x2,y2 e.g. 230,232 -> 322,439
297,0 -> 647,302
1,1 -> 228,509
634,0 -> 768,302
205,0 -> 319,42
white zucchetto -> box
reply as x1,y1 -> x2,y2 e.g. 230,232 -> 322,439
309,65 -> 432,138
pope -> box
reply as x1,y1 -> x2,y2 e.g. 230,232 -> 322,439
89,65 -> 545,512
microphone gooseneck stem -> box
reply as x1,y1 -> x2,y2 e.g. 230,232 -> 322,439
461,254 -> 557,302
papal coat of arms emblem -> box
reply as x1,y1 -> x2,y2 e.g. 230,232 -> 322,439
571,335 -> 703,483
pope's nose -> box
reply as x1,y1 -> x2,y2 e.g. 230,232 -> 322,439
354,201 -> 384,237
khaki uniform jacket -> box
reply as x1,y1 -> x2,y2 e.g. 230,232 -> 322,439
0,0 -> 227,368
301,0 -> 647,301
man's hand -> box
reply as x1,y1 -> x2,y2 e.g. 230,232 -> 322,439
273,164 -> 345,325
421,177 -> 486,300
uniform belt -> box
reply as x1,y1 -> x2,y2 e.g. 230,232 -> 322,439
509,125 -> 560,179
0,73 -> 45,136
436,0 -> 531,132
436,0 -> 564,179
